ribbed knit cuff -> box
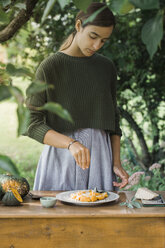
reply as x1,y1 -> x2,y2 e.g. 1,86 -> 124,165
29,124 -> 53,144
109,129 -> 122,137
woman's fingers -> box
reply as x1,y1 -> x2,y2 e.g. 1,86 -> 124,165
74,153 -> 79,166
69,142 -> 90,170
86,149 -> 90,168
113,178 -> 128,189
81,149 -> 87,169
77,150 -> 82,167
113,165 -> 129,189
77,149 -> 86,170
79,147 -> 90,169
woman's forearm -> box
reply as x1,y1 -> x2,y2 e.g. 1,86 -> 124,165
43,129 -> 74,149
111,134 -> 129,188
110,134 -> 121,166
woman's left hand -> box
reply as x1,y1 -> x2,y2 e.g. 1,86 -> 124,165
113,165 -> 129,189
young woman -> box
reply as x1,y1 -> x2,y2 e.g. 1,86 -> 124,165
26,2 -> 129,191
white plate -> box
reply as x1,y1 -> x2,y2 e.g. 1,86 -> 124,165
56,190 -> 119,206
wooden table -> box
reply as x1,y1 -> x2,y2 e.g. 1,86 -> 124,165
0,191 -> 165,248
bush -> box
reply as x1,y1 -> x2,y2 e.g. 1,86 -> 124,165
121,160 -> 165,191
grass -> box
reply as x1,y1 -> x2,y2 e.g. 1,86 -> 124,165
0,78 -> 43,189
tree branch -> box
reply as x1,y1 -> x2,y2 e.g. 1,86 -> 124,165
127,137 -> 147,170
0,0 -> 39,43
119,107 -> 151,166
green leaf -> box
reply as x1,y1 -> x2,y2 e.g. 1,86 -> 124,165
6,63 -> 33,77
17,105 -> 30,136
0,7 -> 9,24
73,0 -> 92,12
26,81 -> 54,96
120,202 -> 127,206
16,68 -> 33,78
6,63 -> 16,75
127,203 -> 134,208
83,5 -> 106,26
111,0 -> 134,15
1,0 -> 11,7
41,0 -> 57,24
0,155 -> 20,176
131,196 -> 136,201
131,201 -> 142,208
129,0 -> 160,10
0,85 -> 11,101
9,86 -> 24,104
15,3 -> 26,10
141,11 -> 163,59
58,0 -> 69,9
38,102 -> 74,123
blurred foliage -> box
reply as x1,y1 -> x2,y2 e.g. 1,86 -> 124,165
121,159 -> 165,191
0,0 -> 164,179
0,154 -> 20,176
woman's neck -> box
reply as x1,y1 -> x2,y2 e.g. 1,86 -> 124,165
61,37 -> 86,57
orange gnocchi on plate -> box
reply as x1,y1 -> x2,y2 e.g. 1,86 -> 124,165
70,190 -> 108,202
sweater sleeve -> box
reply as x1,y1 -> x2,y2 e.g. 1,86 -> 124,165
110,62 -> 122,137
24,64 -> 53,143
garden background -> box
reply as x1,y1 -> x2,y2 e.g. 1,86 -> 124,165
0,0 -> 164,191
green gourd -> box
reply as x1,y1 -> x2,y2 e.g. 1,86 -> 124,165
0,185 -> 4,200
2,189 -> 22,206
0,174 -> 30,198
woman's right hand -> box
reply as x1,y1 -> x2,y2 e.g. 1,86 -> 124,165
68,141 -> 90,170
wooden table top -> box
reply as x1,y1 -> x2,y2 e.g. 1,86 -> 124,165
0,191 -> 165,219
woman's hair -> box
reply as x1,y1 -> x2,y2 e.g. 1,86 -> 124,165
59,2 -> 115,51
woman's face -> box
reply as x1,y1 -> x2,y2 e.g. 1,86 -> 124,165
75,22 -> 114,57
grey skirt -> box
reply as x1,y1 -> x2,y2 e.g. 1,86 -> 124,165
33,128 -> 117,191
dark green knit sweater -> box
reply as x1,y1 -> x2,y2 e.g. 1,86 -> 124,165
25,51 -> 122,143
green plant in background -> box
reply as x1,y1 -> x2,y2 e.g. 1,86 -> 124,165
121,161 -> 165,191
110,0 -> 164,59
0,155 -> 20,176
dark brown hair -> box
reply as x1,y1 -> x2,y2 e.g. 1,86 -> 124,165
59,2 -> 115,51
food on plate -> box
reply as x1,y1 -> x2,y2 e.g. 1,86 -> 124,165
135,187 -> 159,200
70,190 -> 108,202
